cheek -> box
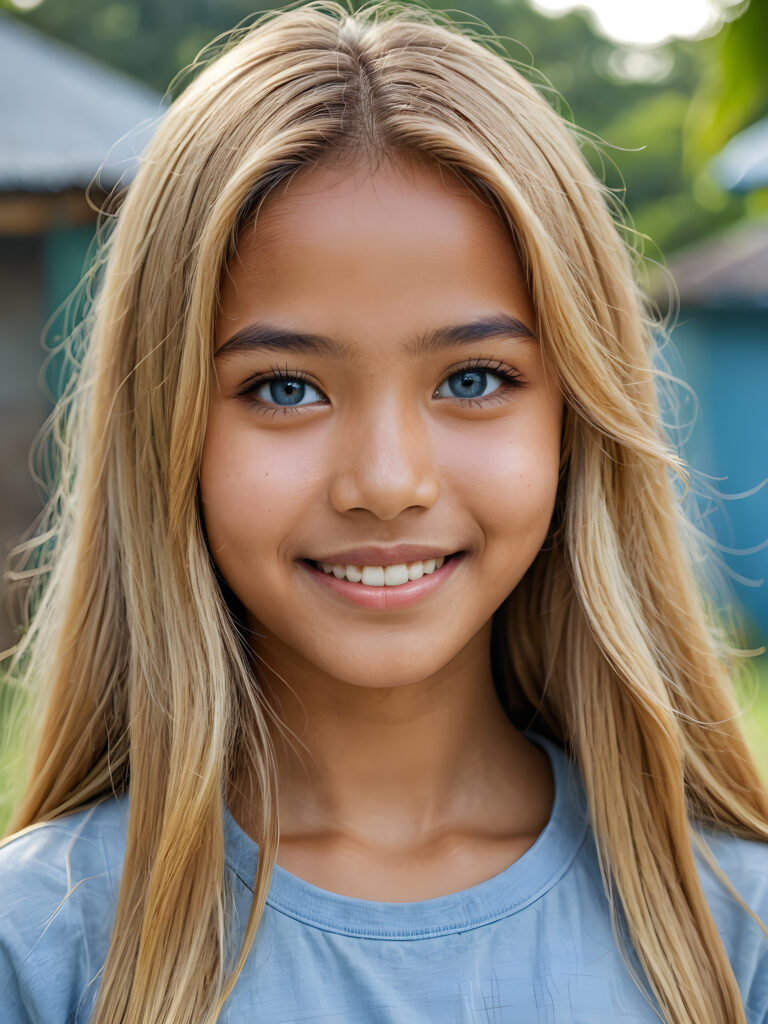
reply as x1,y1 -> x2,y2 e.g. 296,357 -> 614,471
198,410 -> 315,575
442,404 -> 561,554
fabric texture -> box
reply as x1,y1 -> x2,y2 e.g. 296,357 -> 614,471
1,732 -> 766,1023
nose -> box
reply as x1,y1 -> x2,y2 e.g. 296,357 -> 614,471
328,398 -> 440,520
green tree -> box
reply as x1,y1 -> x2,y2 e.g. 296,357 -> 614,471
687,0 -> 768,159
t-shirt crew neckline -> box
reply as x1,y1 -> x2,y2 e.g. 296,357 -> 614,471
223,731 -> 590,940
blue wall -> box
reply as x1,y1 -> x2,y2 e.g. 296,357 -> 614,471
665,308 -> 768,640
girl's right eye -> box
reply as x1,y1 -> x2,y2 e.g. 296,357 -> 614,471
238,369 -> 326,413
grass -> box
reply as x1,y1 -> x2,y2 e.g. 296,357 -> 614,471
0,674 -> 30,833
735,652 -> 768,784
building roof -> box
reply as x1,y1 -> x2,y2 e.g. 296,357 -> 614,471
662,218 -> 768,308
0,12 -> 164,193
711,117 -> 768,194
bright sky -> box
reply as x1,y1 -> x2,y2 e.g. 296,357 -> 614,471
531,0 -> 742,46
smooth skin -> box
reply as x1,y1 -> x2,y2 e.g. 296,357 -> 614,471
201,153 -> 564,901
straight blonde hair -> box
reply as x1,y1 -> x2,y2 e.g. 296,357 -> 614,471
3,2 -> 767,1022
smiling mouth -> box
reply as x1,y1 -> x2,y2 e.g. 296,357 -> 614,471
302,551 -> 463,587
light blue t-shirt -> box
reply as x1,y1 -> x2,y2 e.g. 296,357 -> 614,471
1,733 -> 767,1023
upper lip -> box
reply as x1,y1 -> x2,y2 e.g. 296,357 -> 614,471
307,544 -> 461,566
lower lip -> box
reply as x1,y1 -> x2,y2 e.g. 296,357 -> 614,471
299,553 -> 466,611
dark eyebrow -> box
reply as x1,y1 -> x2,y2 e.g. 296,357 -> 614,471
214,312 -> 536,360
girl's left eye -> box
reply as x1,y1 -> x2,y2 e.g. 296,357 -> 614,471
237,360 -> 524,413
433,362 -> 523,403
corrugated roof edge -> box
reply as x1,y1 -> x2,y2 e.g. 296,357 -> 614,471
0,11 -> 166,193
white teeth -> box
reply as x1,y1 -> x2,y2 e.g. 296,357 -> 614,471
317,554 -> 448,586
361,566 -> 386,587
384,564 -> 409,586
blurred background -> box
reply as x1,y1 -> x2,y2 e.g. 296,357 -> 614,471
0,0 -> 766,774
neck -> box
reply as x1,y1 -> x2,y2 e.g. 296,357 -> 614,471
229,619 -> 552,851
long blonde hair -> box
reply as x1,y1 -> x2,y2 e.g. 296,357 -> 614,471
3,2 -> 767,1022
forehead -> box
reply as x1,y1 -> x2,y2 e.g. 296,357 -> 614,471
216,155 -> 533,351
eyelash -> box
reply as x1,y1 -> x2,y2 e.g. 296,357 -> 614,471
236,358 -> 526,417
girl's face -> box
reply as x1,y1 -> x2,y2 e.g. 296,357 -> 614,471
201,155 -> 563,691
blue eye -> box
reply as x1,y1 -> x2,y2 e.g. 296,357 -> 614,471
249,373 -> 324,407
435,368 -> 505,401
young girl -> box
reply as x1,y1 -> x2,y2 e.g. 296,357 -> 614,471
1,2 -> 766,1022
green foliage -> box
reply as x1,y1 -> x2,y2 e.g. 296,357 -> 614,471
687,0 -> 768,161
0,672 -> 32,837
736,654 -> 768,785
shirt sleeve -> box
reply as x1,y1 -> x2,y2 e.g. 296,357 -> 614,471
0,802 -> 126,1023
0,945 -> 34,1023
693,827 -> 768,1024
